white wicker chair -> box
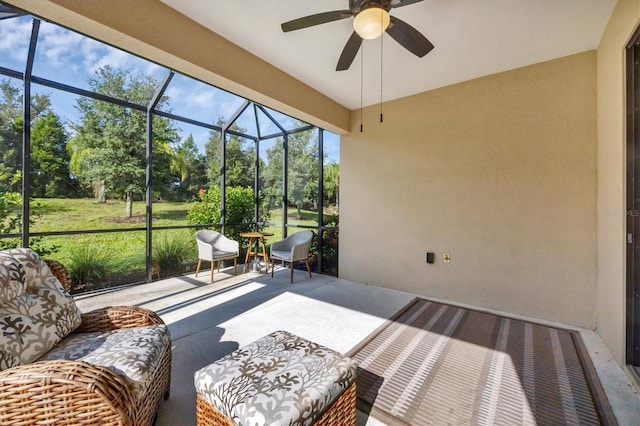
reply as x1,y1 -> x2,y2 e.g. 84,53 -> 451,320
270,230 -> 313,283
195,230 -> 239,282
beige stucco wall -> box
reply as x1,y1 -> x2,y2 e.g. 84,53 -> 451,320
340,52 -> 598,328
596,0 -> 640,365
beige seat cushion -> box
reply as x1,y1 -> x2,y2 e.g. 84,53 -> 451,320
40,324 -> 171,399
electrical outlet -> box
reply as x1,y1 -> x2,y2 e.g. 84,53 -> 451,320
444,253 -> 451,263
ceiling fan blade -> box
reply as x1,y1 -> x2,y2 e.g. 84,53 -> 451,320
386,15 -> 434,58
281,10 -> 352,32
390,0 -> 424,8
336,32 -> 363,71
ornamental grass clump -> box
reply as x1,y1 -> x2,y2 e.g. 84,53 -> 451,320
152,231 -> 195,277
67,245 -> 118,291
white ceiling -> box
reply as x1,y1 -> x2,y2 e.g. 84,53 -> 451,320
160,0 -> 616,111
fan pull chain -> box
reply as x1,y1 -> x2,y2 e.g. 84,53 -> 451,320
360,44 -> 364,133
380,10 -> 384,123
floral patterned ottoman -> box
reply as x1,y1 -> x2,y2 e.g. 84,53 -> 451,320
194,330 -> 357,426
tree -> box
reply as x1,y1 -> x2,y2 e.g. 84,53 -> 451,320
0,80 -> 59,255
0,79 -> 52,193
260,138 -> 283,211
30,111 -> 72,197
0,188 -> 58,256
226,136 -> 255,189
171,134 -> 196,188
204,129 -> 222,186
68,66 -> 178,217
0,81 -> 22,193
288,129 -> 317,216
323,161 -> 339,208
205,119 -> 255,189
260,127 -> 320,218
169,134 -> 207,200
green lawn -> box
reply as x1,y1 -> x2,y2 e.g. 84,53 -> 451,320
264,207 -> 318,242
32,198 -> 192,232
30,199 -> 193,280
24,198 -> 321,289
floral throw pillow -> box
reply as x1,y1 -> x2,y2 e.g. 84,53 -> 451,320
0,248 -> 82,370
0,253 -> 26,303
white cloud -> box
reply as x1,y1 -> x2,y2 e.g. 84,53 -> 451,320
217,97 -> 247,123
0,18 -> 32,63
169,79 -> 219,109
144,62 -> 165,79
164,85 -> 183,101
32,21 -> 165,87
88,45 -> 166,80
190,90 -> 217,108
78,37 -> 103,73
38,22 -> 85,70
168,83 -> 254,125
89,47 -> 130,73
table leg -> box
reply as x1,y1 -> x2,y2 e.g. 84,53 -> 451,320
243,237 -> 254,273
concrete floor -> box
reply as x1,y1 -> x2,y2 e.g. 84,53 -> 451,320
74,266 -> 640,425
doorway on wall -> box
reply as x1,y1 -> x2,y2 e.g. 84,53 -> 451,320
626,25 -> 640,374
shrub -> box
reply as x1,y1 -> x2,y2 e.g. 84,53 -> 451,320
309,213 -> 339,276
67,245 -> 118,290
186,187 -> 222,228
187,186 -> 270,243
0,191 -> 59,256
153,231 -> 195,277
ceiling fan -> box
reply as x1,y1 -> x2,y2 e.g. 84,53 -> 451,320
281,0 -> 434,71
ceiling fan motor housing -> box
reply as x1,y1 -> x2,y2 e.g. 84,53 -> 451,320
350,0 -> 392,14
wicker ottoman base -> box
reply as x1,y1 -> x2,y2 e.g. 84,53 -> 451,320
194,330 -> 357,426
196,383 -> 356,426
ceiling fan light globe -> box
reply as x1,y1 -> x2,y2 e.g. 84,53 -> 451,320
353,7 -> 390,39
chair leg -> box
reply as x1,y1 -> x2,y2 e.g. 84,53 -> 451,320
271,258 -> 274,277
305,260 -> 312,278
260,237 -> 269,275
234,257 -> 237,275
210,259 -> 214,283
195,259 -> 202,277
217,260 -> 221,272
290,261 -> 294,283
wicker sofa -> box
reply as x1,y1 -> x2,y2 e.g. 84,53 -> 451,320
0,248 -> 171,425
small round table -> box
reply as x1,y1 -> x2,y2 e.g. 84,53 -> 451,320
240,231 -> 274,273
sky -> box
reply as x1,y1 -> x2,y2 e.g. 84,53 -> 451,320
0,14 -> 340,162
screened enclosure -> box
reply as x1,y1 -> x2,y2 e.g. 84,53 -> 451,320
0,3 -> 340,291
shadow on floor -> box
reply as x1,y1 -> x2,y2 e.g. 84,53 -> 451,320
156,325 -> 238,425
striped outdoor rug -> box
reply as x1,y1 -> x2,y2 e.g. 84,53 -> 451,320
347,298 -> 615,425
